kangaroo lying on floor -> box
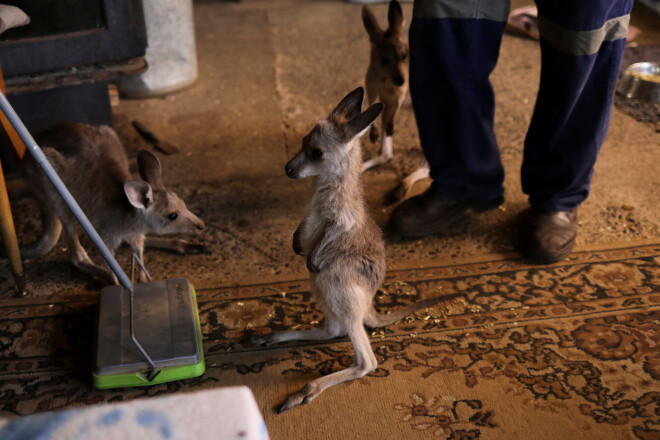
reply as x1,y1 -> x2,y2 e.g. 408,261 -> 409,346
253,88 -> 461,412
20,122 -> 205,284
361,0 -> 430,204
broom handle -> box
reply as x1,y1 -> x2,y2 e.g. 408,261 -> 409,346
0,91 -> 133,291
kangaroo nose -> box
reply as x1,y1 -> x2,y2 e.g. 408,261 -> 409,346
394,76 -> 404,87
195,219 -> 205,231
285,165 -> 295,176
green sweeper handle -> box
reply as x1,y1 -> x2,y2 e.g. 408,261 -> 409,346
0,91 -> 133,291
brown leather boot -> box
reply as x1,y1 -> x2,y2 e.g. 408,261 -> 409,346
525,208 -> 578,264
389,188 -> 504,237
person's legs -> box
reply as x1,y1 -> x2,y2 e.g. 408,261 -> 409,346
521,0 -> 633,262
410,1 -> 510,202
523,0 -> 632,211
390,0 -> 509,236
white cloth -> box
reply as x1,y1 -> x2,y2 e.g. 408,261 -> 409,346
0,386 -> 270,440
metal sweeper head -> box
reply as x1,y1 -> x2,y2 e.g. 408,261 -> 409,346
93,255 -> 205,388
0,92 -> 205,389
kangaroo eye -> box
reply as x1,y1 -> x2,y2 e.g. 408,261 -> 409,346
401,52 -> 408,61
311,149 -> 323,159
168,213 -> 178,221
381,57 -> 389,66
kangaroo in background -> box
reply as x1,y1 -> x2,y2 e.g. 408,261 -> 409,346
362,0 -> 408,172
361,0 -> 430,204
20,122 -> 205,284
252,88 -> 462,412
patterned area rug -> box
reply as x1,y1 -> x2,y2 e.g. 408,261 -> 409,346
1,242 -> 659,439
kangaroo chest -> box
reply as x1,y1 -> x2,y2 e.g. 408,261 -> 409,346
301,198 -> 361,255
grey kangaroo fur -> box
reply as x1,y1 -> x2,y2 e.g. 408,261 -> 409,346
252,88 -> 462,412
362,0 -> 430,204
19,122 -> 205,284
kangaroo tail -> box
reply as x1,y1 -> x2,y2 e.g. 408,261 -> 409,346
19,210 -> 62,259
364,292 -> 465,328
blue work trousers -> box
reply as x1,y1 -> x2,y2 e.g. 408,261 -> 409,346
409,0 -> 633,211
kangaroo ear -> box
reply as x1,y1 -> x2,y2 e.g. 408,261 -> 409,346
387,0 -> 404,36
362,5 -> 382,42
342,102 -> 383,142
124,180 -> 153,209
329,87 -> 365,124
137,149 -> 162,186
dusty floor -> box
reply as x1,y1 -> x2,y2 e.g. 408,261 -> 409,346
1,0 -> 659,297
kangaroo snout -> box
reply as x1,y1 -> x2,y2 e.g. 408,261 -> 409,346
285,163 -> 296,178
195,219 -> 205,231
285,155 -> 304,179
189,214 -> 205,232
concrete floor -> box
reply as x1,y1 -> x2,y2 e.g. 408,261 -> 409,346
1,0 -> 659,297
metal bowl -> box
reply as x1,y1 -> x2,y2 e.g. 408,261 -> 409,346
616,62 -> 660,104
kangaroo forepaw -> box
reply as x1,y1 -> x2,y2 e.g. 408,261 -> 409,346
103,270 -> 119,286
306,256 -> 320,273
278,383 -> 320,413
293,240 -> 304,256
293,228 -> 304,255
